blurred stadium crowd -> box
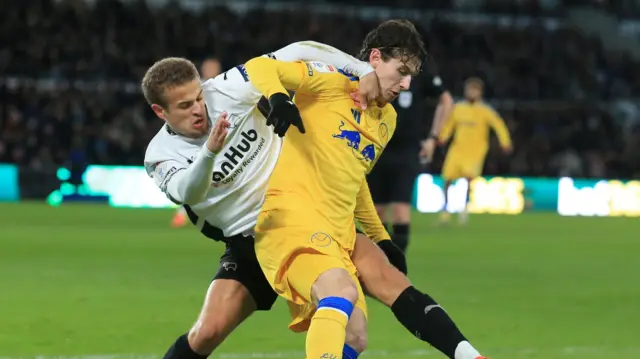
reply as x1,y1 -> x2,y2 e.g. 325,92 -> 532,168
1,0 -> 640,178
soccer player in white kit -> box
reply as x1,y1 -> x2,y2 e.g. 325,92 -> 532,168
143,39 -> 485,359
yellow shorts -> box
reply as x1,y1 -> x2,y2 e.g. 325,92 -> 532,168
254,209 -> 367,332
442,151 -> 486,181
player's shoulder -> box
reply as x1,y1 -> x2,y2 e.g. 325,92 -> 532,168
454,100 -> 470,107
478,101 -> 498,113
304,61 -> 353,85
203,66 -> 261,105
144,125 -> 192,166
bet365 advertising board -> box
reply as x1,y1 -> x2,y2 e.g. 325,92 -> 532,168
2,164 -> 639,217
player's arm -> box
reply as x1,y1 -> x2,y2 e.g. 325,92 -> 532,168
486,107 -> 512,151
429,76 -> 453,139
244,57 -> 306,99
437,105 -> 457,145
147,147 -> 215,206
354,179 -> 407,274
354,179 -> 390,243
270,41 -> 374,78
146,113 -> 230,205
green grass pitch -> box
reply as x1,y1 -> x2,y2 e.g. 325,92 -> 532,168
1,203 -> 638,359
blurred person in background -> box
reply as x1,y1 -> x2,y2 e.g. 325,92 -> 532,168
438,77 -> 512,225
368,71 -> 453,253
172,56 -> 223,227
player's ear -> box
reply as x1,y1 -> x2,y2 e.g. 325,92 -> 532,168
369,48 -> 383,67
151,104 -> 167,120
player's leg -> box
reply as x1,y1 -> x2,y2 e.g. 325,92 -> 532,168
344,307 -> 367,357
288,252 -> 360,359
352,234 -> 485,359
458,158 -> 484,225
440,153 -> 459,224
164,241 -> 278,359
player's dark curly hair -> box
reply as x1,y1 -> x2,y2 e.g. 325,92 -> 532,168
357,19 -> 427,70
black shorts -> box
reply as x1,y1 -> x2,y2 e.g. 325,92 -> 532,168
183,205 -> 278,311
212,238 -> 278,311
367,150 -> 419,204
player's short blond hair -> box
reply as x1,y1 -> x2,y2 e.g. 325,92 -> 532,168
141,57 -> 200,108
464,77 -> 484,90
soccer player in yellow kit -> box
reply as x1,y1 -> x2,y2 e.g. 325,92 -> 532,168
244,21 -> 425,359
438,77 -> 512,224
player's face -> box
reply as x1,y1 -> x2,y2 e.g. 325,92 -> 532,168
465,84 -> 482,101
153,79 -> 208,138
371,50 -> 420,104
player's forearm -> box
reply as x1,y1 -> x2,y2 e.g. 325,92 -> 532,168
166,145 -> 216,205
354,180 -> 391,243
430,91 -> 454,136
273,41 -> 374,78
245,57 -> 303,99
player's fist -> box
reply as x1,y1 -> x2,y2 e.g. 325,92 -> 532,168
354,72 -> 381,110
419,138 -> 437,164
267,93 -> 305,137
207,112 -> 230,154
502,145 -> 513,154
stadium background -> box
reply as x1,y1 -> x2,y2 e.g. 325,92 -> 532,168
1,0 -> 639,358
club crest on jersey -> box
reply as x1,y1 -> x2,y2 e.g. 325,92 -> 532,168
379,123 -> 389,147
332,121 -> 376,162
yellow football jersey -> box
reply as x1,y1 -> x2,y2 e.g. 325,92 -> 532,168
245,58 -> 396,245
440,100 -> 511,155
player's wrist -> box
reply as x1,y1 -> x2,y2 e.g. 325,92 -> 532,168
202,144 -> 217,159
268,92 -> 292,105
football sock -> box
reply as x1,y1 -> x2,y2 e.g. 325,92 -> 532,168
391,286 -> 480,359
392,223 -> 409,253
342,344 -> 360,359
163,334 -> 209,359
306,297 -> 354,359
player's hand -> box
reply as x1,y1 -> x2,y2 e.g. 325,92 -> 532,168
419,138 -> 437,164
377,239 -> 407,275
354,72 -> 380,110
267,93 -> 305,137
502,145 -> 513,154
207,112 -> 230,154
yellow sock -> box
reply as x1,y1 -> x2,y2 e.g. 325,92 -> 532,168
306,306 -> 349,359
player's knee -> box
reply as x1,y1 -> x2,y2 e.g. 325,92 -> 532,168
391,203 -> 411,223
375,205 -> 387,222
188,318 -> 231,353
312,267 -> 359,304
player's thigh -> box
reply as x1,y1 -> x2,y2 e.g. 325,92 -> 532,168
460,156 -> 486,179
288,251 -> 359,303
189,278 -> 257,347
352,233 -> 410,307
213,240 -> 279,311
255,218 -> 358,304
441,153 -> 462,181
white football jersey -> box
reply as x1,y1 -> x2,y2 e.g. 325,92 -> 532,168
144,65 -> 282,239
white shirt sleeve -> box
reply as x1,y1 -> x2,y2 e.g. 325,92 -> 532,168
270,41 -> 374,78
147,144 -> 216,205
